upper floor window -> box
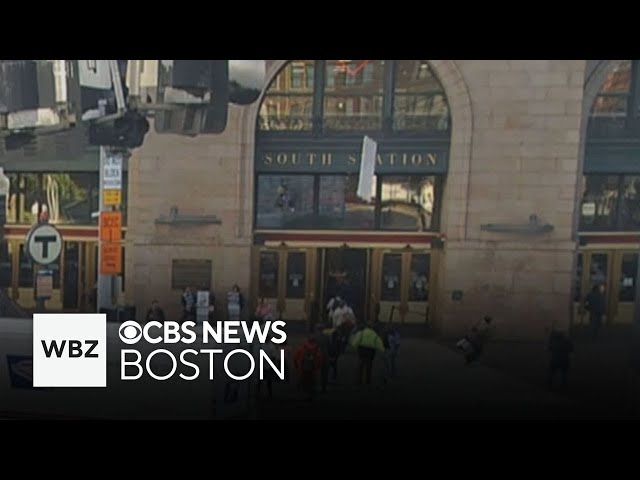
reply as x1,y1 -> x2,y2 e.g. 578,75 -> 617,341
587,60 -> 640,138
258,60 -> 450,136
258,60 -> 314,132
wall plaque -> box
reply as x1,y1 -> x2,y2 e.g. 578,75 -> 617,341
172,259 -> 212,290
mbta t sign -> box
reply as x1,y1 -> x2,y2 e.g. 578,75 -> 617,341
26,224 -> 63,265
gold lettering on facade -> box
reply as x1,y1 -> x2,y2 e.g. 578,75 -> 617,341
263,151 -> 440,168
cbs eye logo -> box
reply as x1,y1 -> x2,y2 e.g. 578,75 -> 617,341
119,321 -> 143,345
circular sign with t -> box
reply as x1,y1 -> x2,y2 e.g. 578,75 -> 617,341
26,224 -> 63,265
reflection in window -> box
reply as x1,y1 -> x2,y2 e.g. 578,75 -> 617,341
381,253 -> 402,302
6,173 -> 18,223
588,60 -> 632,137
580,175 -> 620,230
592,60 -> 631,114
0,242 -> 12,288
286,252 -> 305,299
619,175 -> 640,230
619,253 -> 637,302
256,175 -> 314,229
259,251 -> 279,299
43,173 -> 99,225
324,60 -> 384,130
318,175 -> 375,229
380,176 -> 436,231
18,174 -> 39,225
18,244 -> 33,288
394,60 -> 449,132
409,254 -> 430,302
6,172 -> 118,226
258,60 -> 314,131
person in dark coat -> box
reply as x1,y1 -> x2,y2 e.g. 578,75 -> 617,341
547,330 -> 574,391
584,283 -> 606,339
145,299 -> 166,323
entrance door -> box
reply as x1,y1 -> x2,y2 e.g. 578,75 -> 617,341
374,249 -> 431,325
575,250 -> 638,326
322,248 -> 368,324
253,247 -> 311,321
611,251 -> 638,324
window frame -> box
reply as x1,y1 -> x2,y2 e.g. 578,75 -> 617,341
254,172 -> 442,232
257,60 -> 451,137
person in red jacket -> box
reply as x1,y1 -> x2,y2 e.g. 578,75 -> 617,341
293,336 -> 323,401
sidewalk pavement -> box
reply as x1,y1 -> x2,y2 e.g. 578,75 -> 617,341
256,335 -> 578,420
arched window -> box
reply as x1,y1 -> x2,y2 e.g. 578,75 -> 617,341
258,60 -> 450,136
581,60 -> 640,231
324,60 -> 385,131
393,60 -> 449,132
587,60 -> 635,138
258,60 -> 315,131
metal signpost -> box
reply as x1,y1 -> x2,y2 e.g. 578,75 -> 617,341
97,146 -> 123,314
26,223 -> 63,312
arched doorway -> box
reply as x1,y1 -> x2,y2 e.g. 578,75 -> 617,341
251,60 -> 453,326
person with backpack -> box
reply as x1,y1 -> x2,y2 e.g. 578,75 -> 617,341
350,322 -> 385,385
293,336 -> 323,400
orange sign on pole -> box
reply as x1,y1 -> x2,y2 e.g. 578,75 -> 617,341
100,212 -> 122,242
100,243 -> 122,275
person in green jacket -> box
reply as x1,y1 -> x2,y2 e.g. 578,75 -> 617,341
351,322 -> 385,385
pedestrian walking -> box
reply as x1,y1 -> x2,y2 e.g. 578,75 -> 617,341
547,330 -> 574,391
384,326 -> 400,382
313,323 -> 331,393
293,336 -> 323,400
181,287 -> 196,323
145,299 -> 166,323
227,284 -> 244,321
257,339 -> 278,400
584,283 -> 606,339
350,322 -> 385,385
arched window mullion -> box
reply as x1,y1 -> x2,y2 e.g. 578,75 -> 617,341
312,60 -> 325,136
628,60 -> 640,132
382,60 -> 395,135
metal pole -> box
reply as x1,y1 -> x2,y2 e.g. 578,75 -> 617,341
634,252 -> 640,326
96,143 -> 113,313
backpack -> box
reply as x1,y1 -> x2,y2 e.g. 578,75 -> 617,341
302,347 -> 316,373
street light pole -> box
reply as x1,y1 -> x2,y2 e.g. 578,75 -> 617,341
0,167 -> 10,302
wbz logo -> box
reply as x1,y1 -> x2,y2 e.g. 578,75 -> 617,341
33,314 -> 107,387
41,339 -> 99,358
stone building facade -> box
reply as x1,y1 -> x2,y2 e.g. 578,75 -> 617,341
123,60 -> 594,339
3,60 -> 636,340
